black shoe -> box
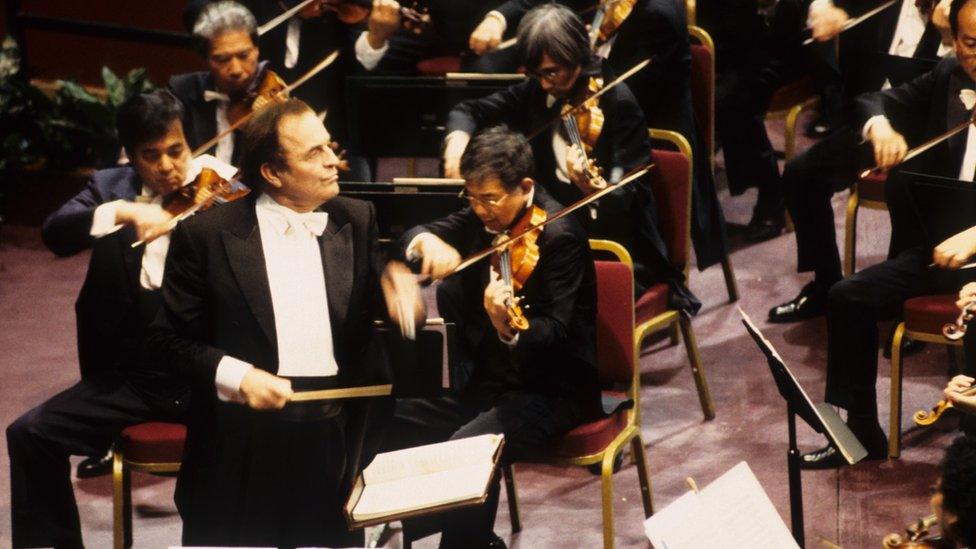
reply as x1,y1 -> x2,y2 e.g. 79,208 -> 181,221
768,283 -> 827,323
800,445 -> 845,469
76,450 -> 113,479
804,116 -> 831,138
488,532 -> 507,549
745,211 -> 785,243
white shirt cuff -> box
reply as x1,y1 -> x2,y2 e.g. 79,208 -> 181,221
90,200 -> 125,237
486,10 -> 507,33
499,331 -> 519,346
215,355 -> 254,403
355,31 -> 390,71
861,115 -> 889,142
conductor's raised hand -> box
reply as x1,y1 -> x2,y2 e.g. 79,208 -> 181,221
239,368 -> 293,410
381,260 -> 427,339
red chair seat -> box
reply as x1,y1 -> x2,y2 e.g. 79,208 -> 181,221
858,172 -> 887,202
635,283 -> 670,325
416,56 -> 461,76
119,422 -> 186,464
903,294 -> 959,334
551,391 -> 629,458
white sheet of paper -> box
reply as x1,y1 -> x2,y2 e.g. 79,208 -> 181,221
644,461 -> 800,549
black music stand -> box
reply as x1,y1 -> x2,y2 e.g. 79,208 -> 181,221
740,309 -> 868,547
338,180 -> 464,241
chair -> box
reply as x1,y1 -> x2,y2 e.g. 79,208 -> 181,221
416,56 -> 461,76
503,241 -> 654,549
112,422 -> 185,549
689,25 -> 740,303
686,0 -> 696,26
644,129 -> 716,420
764,76 -> 821,164
888,295 -> 963,458
843,171 -> 888,277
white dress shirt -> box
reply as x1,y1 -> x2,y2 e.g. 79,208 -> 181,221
89,154 -> 237,290
202,91 -> 236,164
215,193 -> 339,402
285,18 -> 301,69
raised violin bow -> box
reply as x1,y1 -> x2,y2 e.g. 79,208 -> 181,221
859,108 -> 976,179
802,0 -> 898,45
257,0 -> 319,36
444,162 -> 653,277
526,57 -> 651,142
191,49 -> 340,157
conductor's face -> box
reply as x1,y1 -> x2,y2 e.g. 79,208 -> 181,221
463,176 -> 532,233
955,1 -> 976,81
207,29 -> 259,94
131,120 -> 191,197
261,110 -> 340,212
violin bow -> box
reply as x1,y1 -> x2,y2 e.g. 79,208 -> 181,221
191,49 -> 340,157
526,57 -> 652,142
802,0 -> 898,45
442,162 -> 653,277
860,108 -> 976,179
257,0 -> 318,36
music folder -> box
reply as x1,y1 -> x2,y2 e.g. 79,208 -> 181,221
740,309 -> 868,466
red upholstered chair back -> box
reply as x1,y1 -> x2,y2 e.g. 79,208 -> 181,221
689,28 -> 715,161
415,56 -> 462,76
649,148 -> 692,272
595,260 -> 635,386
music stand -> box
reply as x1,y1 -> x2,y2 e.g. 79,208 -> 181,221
877,53 -> 938,88
898,171 -> 976,249
740,309 -> 868,547
339,180 -> 464,241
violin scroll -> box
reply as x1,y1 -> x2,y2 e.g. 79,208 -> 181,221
943,300 -> 976,341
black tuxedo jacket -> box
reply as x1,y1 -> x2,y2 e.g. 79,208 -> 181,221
856,57 -> 976,254
169,71 -> 222,159
41,167 -> 186,402
398,187 -> 601,414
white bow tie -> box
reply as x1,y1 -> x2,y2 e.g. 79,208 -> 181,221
203,90 -> 231,103
961,89 -> 976,111
285,211 -> 329,236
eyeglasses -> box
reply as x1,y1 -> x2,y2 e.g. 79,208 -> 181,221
458,189 -> 512,209
529,65 -> 569,83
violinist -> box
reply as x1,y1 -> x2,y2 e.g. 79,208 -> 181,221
443,3 -> 698,311
6,89 -> 235,549
799,0 -> 976,469
933,436 -> 976,547
170,1 -> 264,164
380,126 -> 600,548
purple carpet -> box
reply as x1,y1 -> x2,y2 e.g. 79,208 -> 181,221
0,115 -> 958,547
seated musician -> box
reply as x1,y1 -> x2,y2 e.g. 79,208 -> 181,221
170,1 -> 263,165
931,436 -> 976,547
769,0 -> 955,323
354,0 -> 541,74
146,98 -> 398,546
441,2 -> 699,311
800,0 -> 976,468
381,125 -> 601,548
6,89 -> 235,549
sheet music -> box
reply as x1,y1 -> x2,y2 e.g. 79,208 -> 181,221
644,462 -> 799,549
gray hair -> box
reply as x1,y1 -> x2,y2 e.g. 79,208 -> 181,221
192,1 -> 258,55
517,3 -> 592,72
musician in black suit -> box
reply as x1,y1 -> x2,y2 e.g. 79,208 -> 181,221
170,1 -> 263,165
146,98 -> 397,546
769,0 -> 953,323
442,3 -> 699,312
5,90 -> 236,548
800,0 -> 976,467
381,125 -> 601,548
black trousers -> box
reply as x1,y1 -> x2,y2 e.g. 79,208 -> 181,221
383,391 -> 587,548
825,247 -> 973,416
783,126 -> 865,283
6,380 -> 186,548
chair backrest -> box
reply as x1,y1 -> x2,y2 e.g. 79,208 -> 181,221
594,259 -> 636,387
688,26 -> 715,169
649,147 -> 693,275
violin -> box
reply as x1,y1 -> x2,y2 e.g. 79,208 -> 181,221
561,76 -> 607,189
226,66 -> 288,127
883,514 -> 948,548
590,0 -> 638,49
490,205 -> 547,332
914,299 -> 976,424
320,0 -> 431,34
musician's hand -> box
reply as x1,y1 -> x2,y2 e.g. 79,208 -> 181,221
958,282 -> 976,311
367,0 -> 401,49
945,375 -> 976,414
484,269 -> 517,340
934,226 -> 976,269
442,131 -> 470,179
866,119 -> 908,169
808,4 -> 849,42
469,13 -> 505,55
933,0 -> 953,45
299,0 -> 325,19
239,368 -> 293,410
116,202 -> 175,243
412,233 -> 461,279
381,260 -> 427,339
566,144 -> 606,194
